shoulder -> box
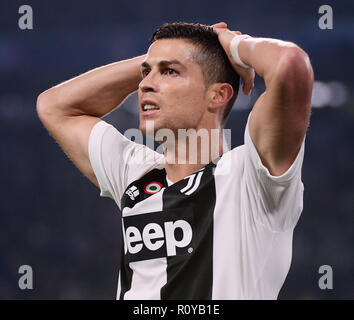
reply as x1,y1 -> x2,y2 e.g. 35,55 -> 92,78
213,144 -> 246,177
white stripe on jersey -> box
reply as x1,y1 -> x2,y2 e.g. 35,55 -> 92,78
124,259 -> 167,300
116,270 -> 121,300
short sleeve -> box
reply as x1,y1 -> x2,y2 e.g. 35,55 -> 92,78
88,120 -> 164,209
243,115 -> 305,232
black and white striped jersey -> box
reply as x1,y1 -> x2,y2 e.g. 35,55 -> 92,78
88,115 -> 305,300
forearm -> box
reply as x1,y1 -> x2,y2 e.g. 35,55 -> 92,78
37,55 -> 145,118
238,37 -> 311,86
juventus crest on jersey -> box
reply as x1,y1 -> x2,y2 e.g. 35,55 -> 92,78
88,117 -> 305,300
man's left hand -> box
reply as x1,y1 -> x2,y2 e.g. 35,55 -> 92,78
212,23 -> 255,96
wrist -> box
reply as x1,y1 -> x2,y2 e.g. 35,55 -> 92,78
229,35 -> 251,69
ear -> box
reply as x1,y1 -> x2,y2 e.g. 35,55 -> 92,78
207,83 -> 234,112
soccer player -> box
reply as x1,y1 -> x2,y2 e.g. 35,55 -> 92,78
37,22 -> 313,299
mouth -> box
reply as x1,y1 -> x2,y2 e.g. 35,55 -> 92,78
141,101 -> 161,116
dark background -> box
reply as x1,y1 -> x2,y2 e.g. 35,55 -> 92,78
0,0 -> 353,299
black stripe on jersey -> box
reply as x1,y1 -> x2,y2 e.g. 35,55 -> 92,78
161,161 -> 217,299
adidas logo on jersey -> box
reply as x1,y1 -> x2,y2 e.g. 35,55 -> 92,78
125,185 -> 139,201
123,219 -> 193,260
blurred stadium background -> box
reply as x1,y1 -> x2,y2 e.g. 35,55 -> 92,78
0,0 -> 353,299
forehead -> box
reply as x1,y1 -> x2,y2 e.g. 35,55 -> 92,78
145,39 -> 198,67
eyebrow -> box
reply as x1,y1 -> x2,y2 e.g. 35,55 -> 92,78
141,60 -> 186,70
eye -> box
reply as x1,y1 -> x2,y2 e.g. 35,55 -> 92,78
141,69 -> 150,78
162,68 -> 178,76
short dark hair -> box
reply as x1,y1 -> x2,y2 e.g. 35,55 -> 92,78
151,22 -> 240,127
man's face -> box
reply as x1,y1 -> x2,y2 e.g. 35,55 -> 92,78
138,39 -> 208,137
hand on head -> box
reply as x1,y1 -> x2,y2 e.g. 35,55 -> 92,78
211,22 -> 255,96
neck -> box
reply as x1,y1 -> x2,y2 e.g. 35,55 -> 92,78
163,127 -> 228,183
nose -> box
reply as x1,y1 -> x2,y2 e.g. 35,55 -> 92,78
139,72 -> 158,93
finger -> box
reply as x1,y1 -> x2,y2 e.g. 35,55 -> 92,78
232,31 -> 242,35
211,22 -> 227,29
213,27 -> 229,35
243,78 -> 254,96
243,83 -> 250,96
212,27 -> 223,35
212,24 -> 228,34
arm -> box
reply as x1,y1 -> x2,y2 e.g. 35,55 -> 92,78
214,26 -> 313,176
37,55 -> 145,186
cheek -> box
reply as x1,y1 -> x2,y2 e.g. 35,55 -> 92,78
162,79 -> 205,110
